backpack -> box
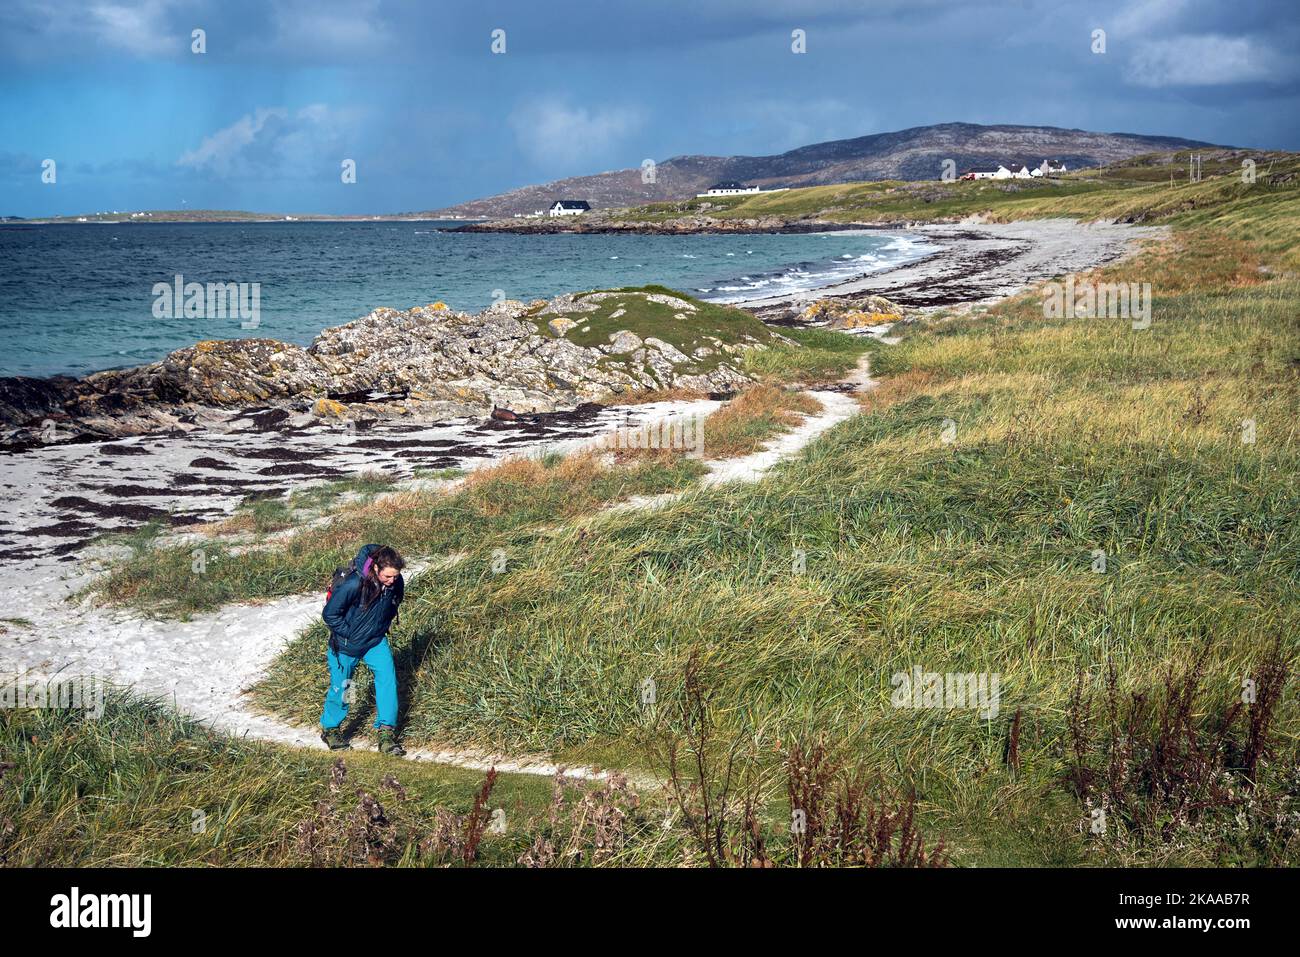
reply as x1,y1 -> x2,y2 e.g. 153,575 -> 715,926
325,560 -> 358,607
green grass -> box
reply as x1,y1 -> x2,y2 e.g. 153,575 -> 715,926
215,470 -> 400,535
744,326 -> 872,383
53,157 -> 1300,866
533,284 -> 786,379
0,689 -> 592,866
90,449 -> 707,616
411,467 -> 466,481
247,187 -> 1300,865
622,174 -> 1123,223
0,687 -> 963,867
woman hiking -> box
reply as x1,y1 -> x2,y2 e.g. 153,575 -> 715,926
320,543 -> 407,755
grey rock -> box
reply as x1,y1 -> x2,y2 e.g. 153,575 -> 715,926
644,337 -> 691,364
1,288 -> 769,446
606,330 -> 643,354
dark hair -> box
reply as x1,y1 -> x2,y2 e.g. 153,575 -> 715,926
359,545 -> 405,609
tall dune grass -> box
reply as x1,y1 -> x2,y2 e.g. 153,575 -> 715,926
250,212 -> 1300,864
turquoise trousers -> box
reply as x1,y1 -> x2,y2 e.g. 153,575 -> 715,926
320,637 -> 398,730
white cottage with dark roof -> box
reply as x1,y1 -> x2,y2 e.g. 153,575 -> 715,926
700,181 -> 761,196
547,200 -> 591,217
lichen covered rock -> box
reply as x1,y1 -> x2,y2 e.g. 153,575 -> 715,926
1,288 -> 779,445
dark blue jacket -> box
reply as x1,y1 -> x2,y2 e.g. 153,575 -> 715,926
323,544 -> 404,658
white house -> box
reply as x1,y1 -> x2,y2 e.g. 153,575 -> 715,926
548,200 -> 591,217
1000,164 -> 1033,179
699,181 -> 761,197
1038,159 -> 1067,177
960,167 -> 1000,180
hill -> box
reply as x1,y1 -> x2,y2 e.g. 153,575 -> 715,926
429,122 -> 1223,218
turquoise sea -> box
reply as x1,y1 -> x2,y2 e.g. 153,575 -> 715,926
0,221 -> 934,378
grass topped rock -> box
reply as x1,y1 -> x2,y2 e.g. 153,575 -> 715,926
0,285 -> 792,446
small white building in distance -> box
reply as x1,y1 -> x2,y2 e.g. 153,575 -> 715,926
1036,159 -> 1068,177
548,200 -> 591,217
958,163 -> 1042,181
699,181 -> 762,197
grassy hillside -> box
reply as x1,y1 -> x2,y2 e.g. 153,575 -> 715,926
530,284 -> 788,379
620,150 -> 1300,269
27,160 -> 1300,866
252,169 -> 1299,866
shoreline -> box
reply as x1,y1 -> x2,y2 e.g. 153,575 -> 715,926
4,215 -> 487,226
1,218 -> 1150,385
452,216 -> 873,235
1,226 -> 925,384
731,218 -> 1169,316
0,218 -> 1166,440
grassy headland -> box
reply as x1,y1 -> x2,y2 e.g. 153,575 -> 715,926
21,153 -> 1300,866
254,158 -> 1299,865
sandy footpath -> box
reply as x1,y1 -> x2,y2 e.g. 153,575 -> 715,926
1,379 -> 870,778
0,374 -> 860,775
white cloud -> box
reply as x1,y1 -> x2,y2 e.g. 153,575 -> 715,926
509,100 -> 643,169
1125,34 -> 1287,87
1,0 -> 393,61
87,0 -> 180,55
178,104 -> 359,178
0,0 -> 181,58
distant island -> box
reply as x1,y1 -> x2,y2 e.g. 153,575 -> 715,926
5,209 -> 485,225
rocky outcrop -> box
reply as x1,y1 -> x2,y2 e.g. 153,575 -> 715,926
802,295 -> 907,329
752,292 -> 915,330
0,290 -> 773,447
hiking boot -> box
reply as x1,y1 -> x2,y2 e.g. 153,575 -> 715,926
321,726 -> 350,751
377,727 -> 406,756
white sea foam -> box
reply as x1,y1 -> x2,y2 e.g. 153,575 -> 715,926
701,232 -> 939,304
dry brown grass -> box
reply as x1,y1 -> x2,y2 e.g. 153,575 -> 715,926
1085,229 -> 1265,295
200,511 -> 258,536
702,384 -> 821,459
463,450 -> 603,490
609,446 -> 695,467
459,452 -> 608,517
602,384 -> 827,465
856,369 -> 943,413
350,489 -> 440,516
